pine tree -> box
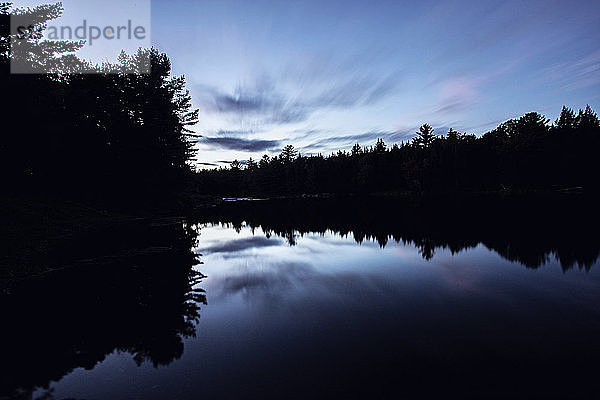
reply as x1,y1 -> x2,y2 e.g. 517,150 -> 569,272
259,154 -> 270,168
230,160 -> 241,170
374,138 -> 387,153
447,128 -> 460,141
576,105 -> 600,129
555,106 -> 576,129
8,2 -> 87,73
247,157 -> 258,171
280,145 -> 298,163
413,124 -> 436,148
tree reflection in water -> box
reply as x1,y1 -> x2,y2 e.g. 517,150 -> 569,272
1,194 -> 599,399
0,218 -> 206,399
196,194 -> 600,270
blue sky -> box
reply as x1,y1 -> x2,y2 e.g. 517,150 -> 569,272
14,0 -> 600,167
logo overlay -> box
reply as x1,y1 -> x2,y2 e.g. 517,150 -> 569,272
10,0 -> 151,74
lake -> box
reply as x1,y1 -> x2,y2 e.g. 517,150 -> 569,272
1,196 -> 599,399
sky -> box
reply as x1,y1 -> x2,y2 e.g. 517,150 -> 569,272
13,0 -> 600,167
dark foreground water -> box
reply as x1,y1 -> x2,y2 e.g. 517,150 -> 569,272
1,196 -> 599,399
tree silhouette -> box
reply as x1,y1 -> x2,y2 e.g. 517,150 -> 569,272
374,138 -> 387,153
247,157 -> 258,171
280,144 -> 298,163
576,105 -> 600,129
1,2 -> 199,210
555,106 -> 577,129
447,128 -> 460,142
259,154 -> 271,168
196,105 -> 600,197
1,218 -> 207,397
7,2 -> 88,73
230,160 -> 242,170
413,123 -> 436,148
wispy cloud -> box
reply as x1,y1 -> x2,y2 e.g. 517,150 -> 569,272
199,137 -> 281,152
198,236 -> 282,254
194,68 -> 402,127
298,130 -> 414,154
434,78 -> 481,115
213,262 -> 316,302
542,50 -> 600,91
213,129 -> 263,137
195,83 -> 309,125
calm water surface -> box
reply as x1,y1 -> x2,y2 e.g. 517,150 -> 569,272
2,197 -> 600,399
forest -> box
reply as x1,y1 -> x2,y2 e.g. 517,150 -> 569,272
1,2 -> 199,210
197,106 -> 600,196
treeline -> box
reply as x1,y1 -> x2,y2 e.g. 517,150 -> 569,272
0,3 -> 198,209
197,106 -> 600,196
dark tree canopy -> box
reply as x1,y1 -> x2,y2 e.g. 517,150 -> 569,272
1,2 -> 199,209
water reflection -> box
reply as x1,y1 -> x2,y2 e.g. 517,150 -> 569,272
1,196 -> 599,399
196,194 -> 600,270
191,221 -> 600,399
0,219 -> 205,399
